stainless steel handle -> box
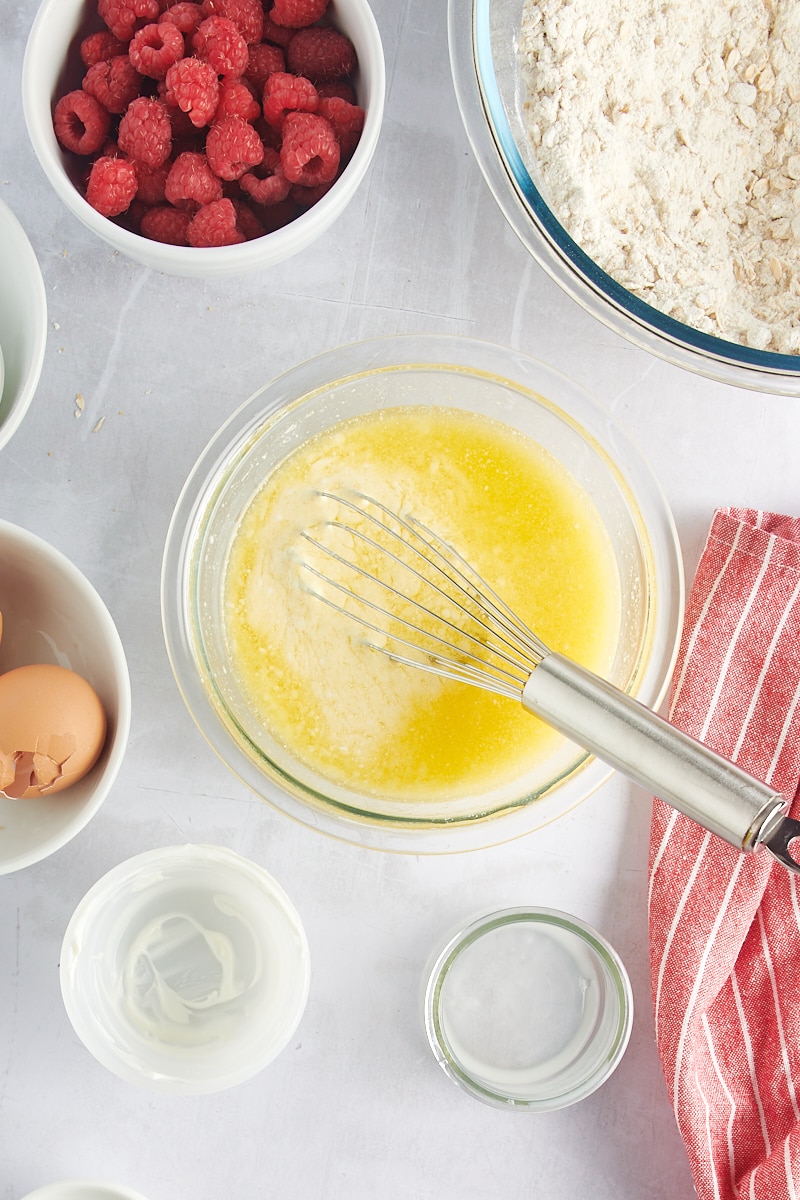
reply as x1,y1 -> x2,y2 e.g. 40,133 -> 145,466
522,652 -> 800,870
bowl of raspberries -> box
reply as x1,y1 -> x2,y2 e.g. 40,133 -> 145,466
22,0 -> 385,276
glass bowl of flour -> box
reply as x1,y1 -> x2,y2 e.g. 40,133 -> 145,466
449,0 -> 800,395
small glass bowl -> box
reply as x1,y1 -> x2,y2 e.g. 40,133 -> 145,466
424,907 -> 633,1110
162,333 -> 683,852
448,0 -> 800,395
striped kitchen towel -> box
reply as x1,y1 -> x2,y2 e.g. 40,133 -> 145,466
649,508 -> 800,1200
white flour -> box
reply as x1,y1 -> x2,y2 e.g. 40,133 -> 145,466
518,0 -> 800,353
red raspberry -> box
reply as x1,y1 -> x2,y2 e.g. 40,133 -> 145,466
280,111 -> 339,185
262,71 -> 317,128
140,204 -> 193,243
129,22 -> 186,78
134,160 -> 170,203
239,147 -> 291,203
53,90 -> 111,155
83,56 -> 143,114
261,15 -> 294,48
85,155 -> 139,216
291,178 -> 335,207
215,78 -> 260,122
165,57 -> 220,127
98,0 -> 161,41
80,31 -> 127,67
244,43 -> 286,92
317,80 -> 357,104
268,0 -> 328,29
201,0 -> 263,44
160,2 -> 204,34
118,96 -> 173,167
165,150 -> 223,207
286,27 -> 356,83
187,197 -> 245,245
231,199 -> 265,239
205,115 -> 264,179
191,16 -> 249,78
317,95 -> 363,158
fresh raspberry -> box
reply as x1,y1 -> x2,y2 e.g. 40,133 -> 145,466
317,95 -> 363,158
244,42 -> 286,92
268,0 -> 328,29
134,160 -> 170,203
239,147 -> 291,203
191,16 -> 249,78
317,80 -> 357,105
80,30 -> 127,67
201,0 -> 263,44
232,199 -> 265,239
83,56 -> 143,113
129,21 -> 186,78
164,56 -> 220,127
261,15 -> 294,48
187,197 -> 245,245
280,111 -> 339,185
205,115 -> 264,180
215,77 -> 260,122
286,27 -> 356,83
262,71 -> 317,128
53,90 -> 111,155
291,178 -> 334,207
140,204 -> 193,243
118,96 -> 173,167
165,150 -> 223,207
98,0 -> 161,41
160,1 -> 204,33
85,155 -> 139,216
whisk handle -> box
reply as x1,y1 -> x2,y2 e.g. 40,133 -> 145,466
522,652 -> 795,862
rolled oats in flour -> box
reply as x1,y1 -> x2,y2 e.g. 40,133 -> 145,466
518,0 -> 800,353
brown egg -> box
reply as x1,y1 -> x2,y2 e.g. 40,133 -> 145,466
0,663 -> 107,799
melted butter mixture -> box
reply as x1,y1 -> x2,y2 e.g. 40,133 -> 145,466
224,405 -> 620,802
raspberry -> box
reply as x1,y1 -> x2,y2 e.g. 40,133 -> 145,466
80,31 -> 127,67
215,77 -> 260,122
160,1 -> 204,34
118,96 -> 173,167
165,150 -> 223,207
317,95 -> 364,158
317,80 -> 357,105
53,90 -> 111,155
244,42 -> 286,92
262,71 -> 317,128
201,0 -> 263,44
268,0 -> 328,29
239,148 -> 291,203
187,197 -> 245,245
261,15 -> 294,48
134,160 -> 170,203
191,16 -> 249,78
286,27 -> 356,83
165,57 -> 220,127
129,21 -> 186,78
98,0 -> 161,41
83,56 -> 143,113
291,178 -> 334,207
232,199 -> 265,239
280,111 -> 339,185
85,155 -> 139,216
140,204 -> 193,243
205,115 -> 264,179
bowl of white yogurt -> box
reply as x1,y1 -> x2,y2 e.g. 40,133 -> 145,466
449,0 -> 800,394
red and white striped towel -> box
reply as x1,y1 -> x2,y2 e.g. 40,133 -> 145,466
649,508 -> 800,1200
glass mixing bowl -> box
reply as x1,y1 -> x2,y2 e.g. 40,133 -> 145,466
448,0 -> 800,395
161,334 -> 683,852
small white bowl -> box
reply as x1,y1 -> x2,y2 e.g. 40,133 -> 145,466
21,1185 -> 150,1200
60,844 -> 311,1094
0,520 -> 131,874
0,199 -> 47,452
22,0 -> 385,278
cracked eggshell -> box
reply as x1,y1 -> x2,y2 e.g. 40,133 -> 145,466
0,663 -> 107,798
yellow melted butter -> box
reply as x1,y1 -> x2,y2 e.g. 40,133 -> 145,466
224,405 -> 620,803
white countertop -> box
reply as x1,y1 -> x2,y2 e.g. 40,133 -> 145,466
2,3 -> 799,1198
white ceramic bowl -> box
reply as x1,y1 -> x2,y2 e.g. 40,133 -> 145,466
22,0 -> 385,278
0,520 -> 131,873
21,1185 -> 150,1200
0,199 -> 47,451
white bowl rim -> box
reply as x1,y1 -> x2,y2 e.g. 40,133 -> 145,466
0,198 -> 47,451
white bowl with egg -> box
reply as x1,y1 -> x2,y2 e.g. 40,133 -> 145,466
0,199 -> 47,450
0,520 -> 131,873
162,333 -> 683,852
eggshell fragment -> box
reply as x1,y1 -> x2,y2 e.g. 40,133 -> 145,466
0,663 -> 107,798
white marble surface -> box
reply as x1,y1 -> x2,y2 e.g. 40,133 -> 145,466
2,2 -> 800,1198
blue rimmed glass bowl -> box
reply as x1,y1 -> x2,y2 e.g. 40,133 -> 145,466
448,0 -> 800,395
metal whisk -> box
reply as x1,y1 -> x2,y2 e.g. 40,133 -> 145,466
300,490 -> 800,874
